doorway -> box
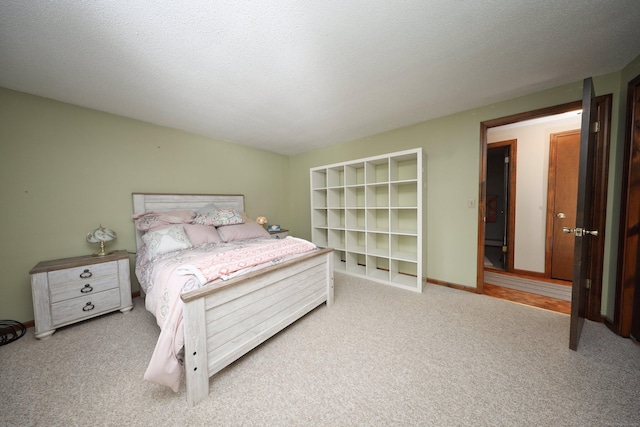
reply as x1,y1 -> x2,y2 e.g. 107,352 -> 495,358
484,140 -> 515,271
478,95 -> 612,320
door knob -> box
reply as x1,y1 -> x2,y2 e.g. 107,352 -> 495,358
562,227 -> 598,237
556,212 -> 566,218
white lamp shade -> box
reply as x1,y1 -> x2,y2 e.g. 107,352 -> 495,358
86,226 -> 117,243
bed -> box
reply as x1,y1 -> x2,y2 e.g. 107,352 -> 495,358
132,193 -> 334,407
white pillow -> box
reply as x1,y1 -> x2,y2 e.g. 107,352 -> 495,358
142,226 -> 192,259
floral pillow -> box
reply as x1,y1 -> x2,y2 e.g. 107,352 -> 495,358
142,226 -> 192,259
134,210 -> 195,231
193,208 -> 245,227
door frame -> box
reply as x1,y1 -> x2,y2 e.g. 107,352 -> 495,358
477,94 -> 612,322
612,73 -> 640,336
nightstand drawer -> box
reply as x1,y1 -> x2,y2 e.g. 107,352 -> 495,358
51,288 -> 121,326
49,274 -> 118,303
48,261 -> 118,286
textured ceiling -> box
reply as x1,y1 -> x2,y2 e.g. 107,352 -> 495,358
1,1 -> 639,155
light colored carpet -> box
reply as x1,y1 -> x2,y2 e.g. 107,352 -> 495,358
2,273 -> 639,426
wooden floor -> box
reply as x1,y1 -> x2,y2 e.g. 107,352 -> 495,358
483,283 -> 571,315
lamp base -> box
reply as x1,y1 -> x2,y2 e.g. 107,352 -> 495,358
92,241 -> 113,257
92,250 -> 114,257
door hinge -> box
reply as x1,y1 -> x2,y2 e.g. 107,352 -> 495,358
502,245 -> 508,253
591,121 -> 600,133
504,156 -> 510,164
586,279 -> 591,290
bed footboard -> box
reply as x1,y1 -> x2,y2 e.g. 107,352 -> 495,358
181,248 -> 333,407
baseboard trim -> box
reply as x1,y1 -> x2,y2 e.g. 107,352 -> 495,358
426,277 -> 479,293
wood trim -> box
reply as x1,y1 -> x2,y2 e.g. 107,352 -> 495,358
587,94 -> 612,323
427,277 -> 479,293
484,268 -> 571,286
613,75 -> 640,336
512,268 -> 546,278
483,283 -> 571,314
477,122 -> 489,294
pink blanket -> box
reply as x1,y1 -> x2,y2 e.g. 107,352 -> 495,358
141,237 -> 317,391
182,237 -> 317,284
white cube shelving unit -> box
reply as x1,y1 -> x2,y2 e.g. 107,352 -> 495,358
310,148 -> 424,292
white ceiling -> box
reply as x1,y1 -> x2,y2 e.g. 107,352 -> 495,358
1,1 -> 639,155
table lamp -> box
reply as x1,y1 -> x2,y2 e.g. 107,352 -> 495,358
256,216 -> 268,229
86,225 -> 117,256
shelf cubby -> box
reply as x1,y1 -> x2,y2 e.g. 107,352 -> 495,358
346,230 -> 366,253
311,169 -> 327,189
390,182 -> 417,207
327,166 -> 345,188
327,188 -> 345,208
310,148 -> 423,292
312,189 -> 327,208
391,234 -> 418,262
390,208 -> 418,234
346,186 -> 365,208
367,209 -> 389,232
367,256 -> 390,282
366,158 -> 389,184
346,252 -> 367,276
390,260 -> 419,289
312,208 -> 328,228
328,209 -> 345,229
328,229 -> 346,251
345,208 -> 366,231
367,232 -> 389,257
312,228 -> 328,247
366,184 -> 389,208
333,250 -> 347,272
390,154 -> 418,182
345,162 -> 366,186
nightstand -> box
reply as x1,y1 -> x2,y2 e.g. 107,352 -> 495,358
29,250 -> 133,339
268,229 -> 289,239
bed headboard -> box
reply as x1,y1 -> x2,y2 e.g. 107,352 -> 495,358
132,193 -> 245,252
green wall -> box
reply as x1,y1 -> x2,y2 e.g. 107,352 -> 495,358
3,54 -> 639,323
289,69 -> 634,320
0,88 -> 290,322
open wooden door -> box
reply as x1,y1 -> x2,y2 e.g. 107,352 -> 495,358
568,77 -> 599,350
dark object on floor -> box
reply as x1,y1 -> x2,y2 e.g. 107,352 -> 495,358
0,320 -> 26,346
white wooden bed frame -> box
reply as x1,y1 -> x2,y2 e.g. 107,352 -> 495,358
132,193 -> 334,406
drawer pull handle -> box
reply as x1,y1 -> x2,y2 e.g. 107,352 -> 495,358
81,284 -> 93,293
82,302 -> 95,312
79,269 -> 92,279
